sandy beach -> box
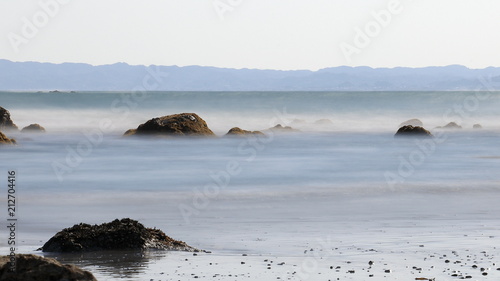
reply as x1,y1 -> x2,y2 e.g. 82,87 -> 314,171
4,185 -> 499,280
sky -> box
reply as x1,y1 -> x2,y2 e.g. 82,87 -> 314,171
0,0 -> 499,71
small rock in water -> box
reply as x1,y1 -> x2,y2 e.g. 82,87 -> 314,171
394,125 -> 433,138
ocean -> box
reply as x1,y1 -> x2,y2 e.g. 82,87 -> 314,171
1,91 -> 500,280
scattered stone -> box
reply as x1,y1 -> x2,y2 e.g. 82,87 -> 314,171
0,254 -> 96,281
225,127 -> 264,137
399,118 -> 423,127
21,123 -> 46,133
0,131 -> 16,145
0,106 -> 18,131
41,218 -> 199,252
394,125 -> 433,138
124,113 -> 215,137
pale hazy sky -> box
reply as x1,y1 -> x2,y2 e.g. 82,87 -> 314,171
0,0 -> 499,70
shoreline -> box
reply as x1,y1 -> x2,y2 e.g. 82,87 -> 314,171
3,190 -> 500,280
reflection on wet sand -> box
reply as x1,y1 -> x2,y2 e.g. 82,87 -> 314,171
42,250 -> 167,279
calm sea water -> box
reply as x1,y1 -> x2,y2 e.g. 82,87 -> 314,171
1,91 -> 500,279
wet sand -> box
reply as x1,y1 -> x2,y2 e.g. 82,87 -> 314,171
7,187 -> 500,280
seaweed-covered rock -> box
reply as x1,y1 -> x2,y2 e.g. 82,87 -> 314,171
41,218 -> 199,253
0,106 -> 18,131
395,125 -> 433,138
0,254 -> 97,281
225,127 -> 264,136
124,113 -> 215,137
0,131 -> 16,145
399,118 -> 423,127
21,124 -> 46,133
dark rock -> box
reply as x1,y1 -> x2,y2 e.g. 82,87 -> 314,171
314,119 -> 333,125
0,106 -> 18,131
0,131 -> 16,145
21,124 -> 46,133
41,218 -> 199,252
473,124 -> 482,129
124,113 -> 215,137
394,125 -> 433,138
436,122 -> 462,129
399,118 -> 423,127
0,254 -> 97,281
225,127 -> 264,136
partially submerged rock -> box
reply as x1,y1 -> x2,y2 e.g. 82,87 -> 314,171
290,119 -> 306,125
21,123 -> 46,133
436,122 -> 462,129
124,113 -> 215,137
41,218 -> 199,253
123,128 -> 137,136
473,124 -> 482,129
225,127 -> 264,136
0,254 -> 97,281
0,106 -> 18,131
0,131 -> 16,145
394,125 -> 433,138
314,119 -> 333,125
266,124 -> 299,133
399,118 -> 423,127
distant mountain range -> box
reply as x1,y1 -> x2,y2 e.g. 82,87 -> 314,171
1,59 -> 500,91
